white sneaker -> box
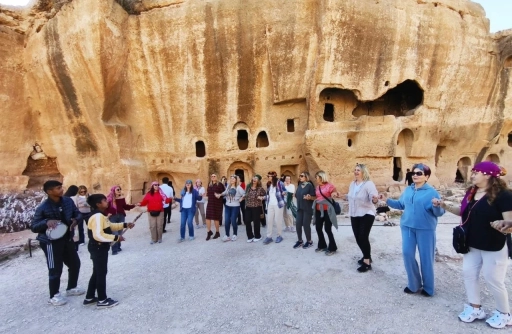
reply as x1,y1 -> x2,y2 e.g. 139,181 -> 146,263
247,238 -> 254,243
486,310 -> 512,329
66,287 -> 85,296
253,237 -> 261,242
458,304 -> 486,323
48,293 -> 67,306
291,226 -> 296,232
284,226 -> 290,232
231,235 -> 237,241
221,235 -> 230,242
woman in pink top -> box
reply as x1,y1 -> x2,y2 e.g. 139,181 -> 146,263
305,170 -> 340,256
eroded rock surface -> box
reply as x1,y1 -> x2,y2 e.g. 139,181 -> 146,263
0,0 -> 511,201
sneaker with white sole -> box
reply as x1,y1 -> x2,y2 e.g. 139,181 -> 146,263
83,297 -> 98,306
96,297 -> 119,309
222,235 -> 231,242
247,238 -> 254,243
231,235 -> 237,241
486,310 -> 512,329
253,237 -> 261,242
66,287 -> 85,296
458,304 -> 486,323
48,293 -> 67,306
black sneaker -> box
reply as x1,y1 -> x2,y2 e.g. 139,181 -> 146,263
293,241 -> 303,249
302,241 -> 313,249
97,298 -> 119,309
357,257 -> 373,265
357,263 -> 372,273
83,297 -> 98,306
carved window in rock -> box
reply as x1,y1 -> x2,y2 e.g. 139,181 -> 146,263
508,132 -> 512,147
486,154 -> 500,163
256,131 -> 269,148
505,56 -> 512,68
195,141 -> 206,158
237,130 -> 249,150
323,103 -> 334,122
287,119 -> 295,132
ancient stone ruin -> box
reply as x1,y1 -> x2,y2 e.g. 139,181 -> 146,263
0,0 -> 511,202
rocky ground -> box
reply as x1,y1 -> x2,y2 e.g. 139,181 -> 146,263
0,208 -> 510,334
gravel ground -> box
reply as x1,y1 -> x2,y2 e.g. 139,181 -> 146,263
0,209 -> 510,334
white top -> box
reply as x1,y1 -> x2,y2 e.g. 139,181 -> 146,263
268,186 -> 278,206
182,193 -> 193,209
160,184 -> 174,208
284,184 -> 295,194
347,180 -> 378,217
196,186 -> 206,203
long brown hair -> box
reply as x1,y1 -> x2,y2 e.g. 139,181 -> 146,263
466,177 -> 508,204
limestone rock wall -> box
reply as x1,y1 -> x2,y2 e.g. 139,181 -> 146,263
0,0 -> 511,200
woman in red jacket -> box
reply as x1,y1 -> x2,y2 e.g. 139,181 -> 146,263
138,182 -> 170,244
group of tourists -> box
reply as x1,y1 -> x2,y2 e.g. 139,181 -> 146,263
30,160 -> 512,329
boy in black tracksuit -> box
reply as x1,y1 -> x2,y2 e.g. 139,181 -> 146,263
84,194 -> 135,308
31,180 -> 84,306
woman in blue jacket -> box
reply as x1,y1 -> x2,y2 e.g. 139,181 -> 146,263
175,180 -> 202,242
381,163 -> 444,296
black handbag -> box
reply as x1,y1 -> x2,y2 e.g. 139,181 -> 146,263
453,197 -> 483,254
318,186 -> 341,215
149,211 -> 160,217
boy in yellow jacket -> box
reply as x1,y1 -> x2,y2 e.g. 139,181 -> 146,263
84,194 -> 135,308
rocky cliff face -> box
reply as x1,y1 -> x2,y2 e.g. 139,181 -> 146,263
0,0 -> 511,200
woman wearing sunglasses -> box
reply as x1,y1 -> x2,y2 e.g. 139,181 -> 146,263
380,163 -> 444,297
137,182 -> 170,244
439,162 -> 512,328
73,185 -> 91,248
293,172 -> 316,249
107,185 -> 135,254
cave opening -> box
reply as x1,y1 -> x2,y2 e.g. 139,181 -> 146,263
237,130 -> 249,150
353,80 -> 424,117
195,141 -> 206,158
287,119 -> 295,132
323,103 -> 334,122
256,131 -> 269,148
22,156 -> 63,190
392,157 -> 403,182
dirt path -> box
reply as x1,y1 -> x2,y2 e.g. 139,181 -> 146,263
0,210 -> 509,334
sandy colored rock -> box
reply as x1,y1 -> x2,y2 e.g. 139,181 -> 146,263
0,0 -> 511,202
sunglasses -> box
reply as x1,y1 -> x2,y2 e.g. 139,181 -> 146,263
115,188 -> 121,191
299,174 -> 305,177
412,171 -> 424,176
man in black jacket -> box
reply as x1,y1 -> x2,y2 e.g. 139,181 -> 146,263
31,180 -> 84,306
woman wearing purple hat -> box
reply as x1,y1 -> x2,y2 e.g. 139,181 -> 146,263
440,161 -> 512,329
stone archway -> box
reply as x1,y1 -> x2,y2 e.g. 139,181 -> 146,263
456,157 -> 472,183
227,161 -> 254,185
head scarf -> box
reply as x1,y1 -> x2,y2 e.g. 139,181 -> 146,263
460,161 -> 504,214
106,185 -> 118,209
151,181 -> 167,200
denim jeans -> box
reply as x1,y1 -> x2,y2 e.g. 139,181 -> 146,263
224,205 -> 239,236
110,214 -> 125,252
180,207 -> 195,239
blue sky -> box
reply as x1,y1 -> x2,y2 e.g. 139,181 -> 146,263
0,0 -> 510,32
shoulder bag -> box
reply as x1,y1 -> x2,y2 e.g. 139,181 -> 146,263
318,185 -> 341,215
453,197 -> 483,254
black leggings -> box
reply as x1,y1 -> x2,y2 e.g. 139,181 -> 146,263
296,209 -> 313,242
350,214 -> 375,259
315,210 -> 337,251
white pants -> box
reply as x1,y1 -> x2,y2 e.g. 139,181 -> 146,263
463,246 -> 509,313
283,207 -> 293,227
266,205 -> 283,238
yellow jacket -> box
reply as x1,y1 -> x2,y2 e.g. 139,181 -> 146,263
87,212 -> 125,243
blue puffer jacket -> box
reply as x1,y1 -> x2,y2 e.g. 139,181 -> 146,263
386,183 -> 445,230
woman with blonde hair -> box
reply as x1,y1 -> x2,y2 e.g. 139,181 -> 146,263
347,164 -> 379,272
305,170 -> 340,256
